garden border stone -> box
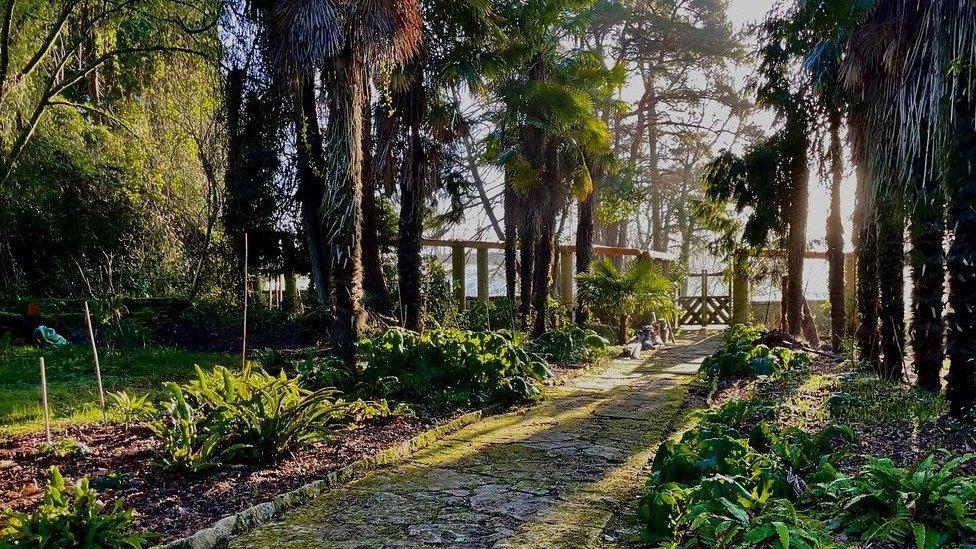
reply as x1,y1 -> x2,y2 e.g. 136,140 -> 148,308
155,404 -> 504,549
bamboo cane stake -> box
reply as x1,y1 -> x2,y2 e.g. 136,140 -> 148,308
242,233 -> 249,369
83,301 -> 106,419
40,357 -> 51,444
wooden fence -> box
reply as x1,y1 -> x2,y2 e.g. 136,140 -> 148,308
421,238 -> 675,316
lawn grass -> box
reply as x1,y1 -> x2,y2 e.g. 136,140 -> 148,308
0,344 -> 236,435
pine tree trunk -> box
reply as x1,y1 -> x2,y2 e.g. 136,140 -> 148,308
785,129 -> 808,336
575,190 -> 594,327
876,189 -> 905,380
945,93 -> 976,418
397,77 -> 426,333
826,111 -> 846,352
909,167 -> 945,391
360,86 -> 390,315
730,251 -> 751,325
854,159 -> 880,366
322,51 -> 367,361
294,73 -> 331,313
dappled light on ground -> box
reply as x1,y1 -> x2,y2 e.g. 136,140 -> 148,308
229,334 -> 721,548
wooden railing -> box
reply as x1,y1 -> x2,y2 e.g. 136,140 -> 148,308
422,238 -> 675,313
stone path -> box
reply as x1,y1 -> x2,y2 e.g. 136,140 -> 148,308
231,332 -> 721,548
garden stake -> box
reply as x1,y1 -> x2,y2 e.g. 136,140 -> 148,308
40,357 -> 51,444
84,301 -> 106,419
242,232 -> 248,369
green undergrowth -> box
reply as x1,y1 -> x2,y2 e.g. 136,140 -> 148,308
0,467 -> 154,547
0,345 -> 235,435
640,325 -> 976,548
700,324 -> 811,382
147,365 -> 401,471
356,327 -> 553,408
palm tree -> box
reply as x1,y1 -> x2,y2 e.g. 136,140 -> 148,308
909,164 -> 945,390
851,151 -> 880,365
361,85 -> 391,315
575,165 -> 595,327
257,0 -> 422,360
944,87 -> 976,417
485,16 -> 618,334
376,0 -> 500,332
576,257 -> 674,344
876,182 -> 906,379
825,108 -> 846,352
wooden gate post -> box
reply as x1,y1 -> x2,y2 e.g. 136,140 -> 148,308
476,248 -> 489,301
559,248 -> 574,313
700,269 -> 709,326
452,245 -> 466,311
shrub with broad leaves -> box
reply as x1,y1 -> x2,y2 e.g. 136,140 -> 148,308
358,328 -> 552,407
150,365 -> 351,470
817,451 -> 976,547
701,324 -> 811,381
526,325 -> 609,365
0,467 -> 153,548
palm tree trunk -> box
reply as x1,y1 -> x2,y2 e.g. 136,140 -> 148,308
504,178 -> 518,303
945,92 -> 976,418
531,211 -> 556,337
909,167 -> 944,391
518,214 -> 536,327
876,188 -> 905,380
785,128 -> 808,337
294,73 -> 331,313
826,110 -> 846,352
361,86 -> 390,315
854,160 -> 880,366
617,314 -> 630,346
575,190 -> 594,327
322,51 -> 367,361
397,76 -> 426,333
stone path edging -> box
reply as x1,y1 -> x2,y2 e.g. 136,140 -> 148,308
155,404 -> 504,549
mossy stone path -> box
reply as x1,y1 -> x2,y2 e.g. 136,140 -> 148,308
230,332 -> 720,548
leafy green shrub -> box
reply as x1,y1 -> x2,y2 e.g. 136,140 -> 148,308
358,328 -> 552,407
576,257 -> 675,344
0,467 -> 153,547
107,391 -> 156,428
817,451 -> 976,546
827,374 -> 947,424
692,395 -> 773,431
681,493 -> 831,549
293,354 -> 355,390
701,325 -> 810,381
150,365 -> 349,469
422,257 -> 459,329
150,382 -> 244,471
526,326 -> 609,365
460,298 -> 517,331
639,397 -> 853,544
35,439 -> 91,459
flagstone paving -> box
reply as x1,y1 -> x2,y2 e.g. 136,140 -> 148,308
230,332 -> 721,548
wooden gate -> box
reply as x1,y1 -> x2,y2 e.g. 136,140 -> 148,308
679,270 -> 731,326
